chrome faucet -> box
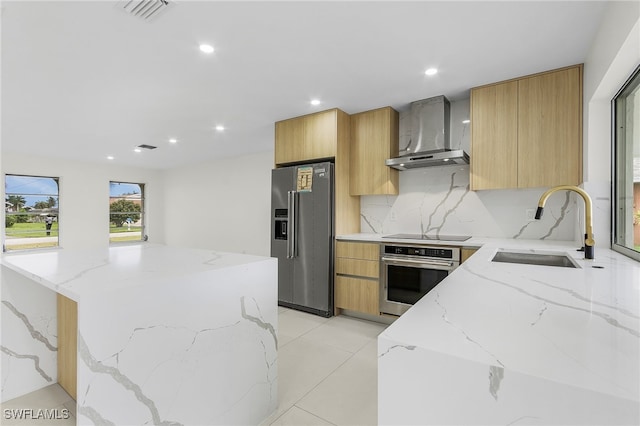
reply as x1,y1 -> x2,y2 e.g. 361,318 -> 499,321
535,185 -> 595,260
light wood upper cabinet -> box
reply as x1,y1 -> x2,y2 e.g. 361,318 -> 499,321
275,109 -> 339,166
470,64 -> 583,190
274,117 -> 305,165
349,107 -> 399,195
517,66 -> 582,188
470,81 -> 518,190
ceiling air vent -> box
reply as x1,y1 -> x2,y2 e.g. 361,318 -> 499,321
120,0 -> 171,21
137,144 -> 157,150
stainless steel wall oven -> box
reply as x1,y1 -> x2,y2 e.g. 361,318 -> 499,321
380,243 -> 460,316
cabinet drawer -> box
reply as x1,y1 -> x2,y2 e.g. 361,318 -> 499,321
335,258 -> 379,278
335,276 -> 379,315
336,241 -> 379,261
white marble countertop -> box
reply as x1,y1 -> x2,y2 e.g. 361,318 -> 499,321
379,237 -> 640,405
0,243 -> 273,302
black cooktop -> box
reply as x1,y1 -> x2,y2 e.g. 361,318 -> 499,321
383,233 -> 472,242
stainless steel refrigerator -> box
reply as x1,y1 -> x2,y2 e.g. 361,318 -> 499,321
270,161 -> 334,317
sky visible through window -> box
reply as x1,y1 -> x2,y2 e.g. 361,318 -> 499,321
109,182 -> 141,197
5,175 -> 59,251
109,181 -> 144,243
5,175 -> 59,207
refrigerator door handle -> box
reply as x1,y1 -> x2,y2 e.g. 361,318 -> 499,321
287,190 -> 296,258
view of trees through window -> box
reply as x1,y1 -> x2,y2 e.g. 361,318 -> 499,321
109,181 -> 145,243
614,64 -> 640,261
4,174 -> 59,251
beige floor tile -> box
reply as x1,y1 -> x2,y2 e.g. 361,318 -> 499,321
278,306 -> 289,314
278,308 -> 330,341
62,400 -> 77,419
302,315 -> 387,353
276,336 -> 352,418
1,384 -> 73,410
269,406 -> 334,426
296,340 -> 379,426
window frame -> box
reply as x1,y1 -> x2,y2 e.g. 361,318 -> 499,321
3,173 -> 61,252
612,63 -> 640,262
109,181 -> 147,245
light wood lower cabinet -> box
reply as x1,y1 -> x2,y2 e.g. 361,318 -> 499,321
461,248 -> 478,263
335,241 -> 380,316
57,294 -> 77,400
335,276 -> 379,315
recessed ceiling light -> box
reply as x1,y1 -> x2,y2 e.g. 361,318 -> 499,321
199,44 -> 214,54
425,68 -> 438,76
134,148 -> 142,153
215,125 -> 225,131
462,119 -> 470,124
107,156 -> 114,160
169,138 -> 178,144
310,99 -> 321,106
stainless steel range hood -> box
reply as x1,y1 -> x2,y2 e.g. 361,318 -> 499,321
386,95 -> 469,170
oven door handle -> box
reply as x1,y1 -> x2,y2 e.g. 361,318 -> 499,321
381,257 -> 455,269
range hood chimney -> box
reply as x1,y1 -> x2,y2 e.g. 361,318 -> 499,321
386,95 -> 469,170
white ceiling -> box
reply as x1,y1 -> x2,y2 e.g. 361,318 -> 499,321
1,1 -> 608,170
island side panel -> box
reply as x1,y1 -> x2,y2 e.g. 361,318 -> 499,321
1,265 -> 58,402
75,258 -> 278,426
378,336 -> 640,425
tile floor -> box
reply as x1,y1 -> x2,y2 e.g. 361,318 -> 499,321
264,307 -> 387,426
1,307 -> 388,426
0,383 -> 76,426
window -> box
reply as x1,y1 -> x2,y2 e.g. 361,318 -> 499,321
613,64 -> 640,261
109,181 -> 145,243
4,175 -> 59,251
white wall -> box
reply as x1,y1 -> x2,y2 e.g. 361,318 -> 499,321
582,1 -> 640,245
162,150 -> 273,256
1,152 -> 165,249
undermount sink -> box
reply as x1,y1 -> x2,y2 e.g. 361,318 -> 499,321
491,250 -> 580,268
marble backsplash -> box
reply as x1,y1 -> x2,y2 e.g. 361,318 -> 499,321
362,98 -> 580,241
360,165 -> 579,241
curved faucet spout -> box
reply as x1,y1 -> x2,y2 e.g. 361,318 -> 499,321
535,185 -> 595,260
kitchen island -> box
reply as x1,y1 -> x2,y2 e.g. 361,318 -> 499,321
1,244 -> 278,425
376,238 -> 640,425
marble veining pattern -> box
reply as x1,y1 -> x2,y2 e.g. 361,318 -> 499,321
1,244 -> 278,425
420,172 -> 471,237
433,291 -> 504,368
77,332 -> 181,426
462,264 -> 640,338
363,98 -> 579,241
76,405 -> 116,426
489,365 -> 505,401
378,344 -> 416,358
2,301 -> 57,351
1,266 -> 58,402
379,239 -> 640,425
540,191 -> 572,240
361,167 -> 577,240
0,346 -> 53,383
